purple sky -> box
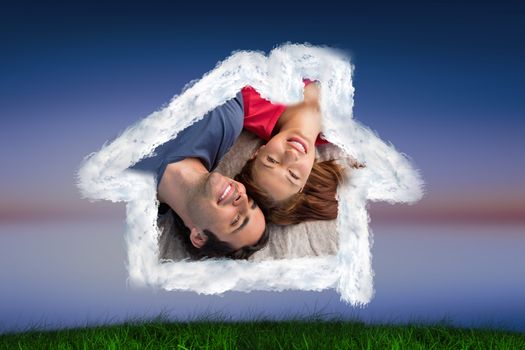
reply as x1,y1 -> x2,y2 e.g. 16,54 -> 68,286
0,1 -> 524,333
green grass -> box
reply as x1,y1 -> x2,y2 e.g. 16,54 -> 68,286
1,319 -> 524,350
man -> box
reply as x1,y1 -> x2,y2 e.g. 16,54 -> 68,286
131,92 -> 268,259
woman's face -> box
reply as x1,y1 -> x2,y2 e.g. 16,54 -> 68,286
252,130 -> 316,202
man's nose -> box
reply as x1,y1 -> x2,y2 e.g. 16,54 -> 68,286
232,186 -> 248,208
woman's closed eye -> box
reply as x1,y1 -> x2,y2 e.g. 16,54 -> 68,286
289,170 -> 300,180
266,156 -> 278,164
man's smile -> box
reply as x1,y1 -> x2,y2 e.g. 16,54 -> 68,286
218,183 -> 233,204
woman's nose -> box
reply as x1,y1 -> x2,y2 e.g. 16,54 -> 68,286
282,149 -> 298,165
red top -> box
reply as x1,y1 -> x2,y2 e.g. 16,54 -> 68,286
241,79 -> 328,145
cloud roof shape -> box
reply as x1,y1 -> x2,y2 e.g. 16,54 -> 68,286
77,43 -> 424,306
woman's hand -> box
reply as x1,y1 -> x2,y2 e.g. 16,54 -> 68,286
303,82 -> 321,106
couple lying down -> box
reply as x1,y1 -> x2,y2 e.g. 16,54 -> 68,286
132,80 -> 360,260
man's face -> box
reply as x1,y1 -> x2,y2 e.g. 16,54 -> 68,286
188,172 -> 266,250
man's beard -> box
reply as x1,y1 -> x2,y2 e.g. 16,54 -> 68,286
188,172 -> 213,204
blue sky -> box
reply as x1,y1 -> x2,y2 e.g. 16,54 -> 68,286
1,1 -> 523,222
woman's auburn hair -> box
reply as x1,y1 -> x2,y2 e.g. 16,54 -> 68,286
235,158 -> 360,225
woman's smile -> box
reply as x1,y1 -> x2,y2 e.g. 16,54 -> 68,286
287,136 -> 308,154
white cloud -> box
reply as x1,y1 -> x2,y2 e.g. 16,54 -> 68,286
77,43 -> 423,306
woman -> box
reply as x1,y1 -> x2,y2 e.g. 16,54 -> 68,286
236,80 -> 357,225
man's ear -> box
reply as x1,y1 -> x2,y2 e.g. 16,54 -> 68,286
189,227 -> 208,249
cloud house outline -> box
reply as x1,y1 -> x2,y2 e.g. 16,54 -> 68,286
77,43 -> 423,306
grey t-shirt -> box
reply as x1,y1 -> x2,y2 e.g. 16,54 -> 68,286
131,92 -> 244,186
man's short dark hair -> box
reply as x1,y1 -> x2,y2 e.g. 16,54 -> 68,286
170,209 -> 269,260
